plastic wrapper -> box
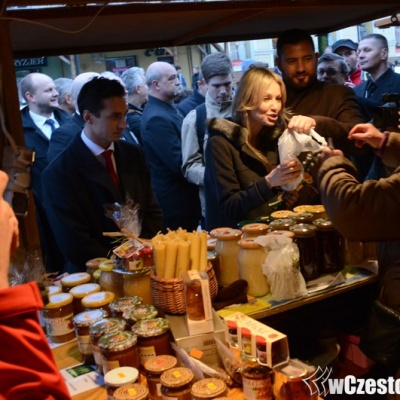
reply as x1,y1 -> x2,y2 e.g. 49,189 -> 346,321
255,235 -> 307,301
278,128 -> 327,191
214,337 -> 242,386
171,342 -> 204,381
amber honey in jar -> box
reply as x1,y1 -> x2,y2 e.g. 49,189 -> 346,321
90,317 -> 127,374
114,383 -> 149,400
43,292 -> 75,344
290,212 -> 314,225
61,272 -> 91,293
70,283 -> 101,315
123,304 -> 158,330
99,330 -> 140,375
313,218 -> 345,274
289,223 -> 319,281
160,367 -> 194,400
211,227 -> 242,287
132,318 -> 172,368
104,366 -> 139,400
191,378 -> 227,400
241,223 -> 269,239
238,238 -> 269,297
123,268 -> 152,305
99,260 -> 125,299
110,296 -> 144,319
86,257 -> 109,280
73,309 -> 107,364
82,290 -> 115,315
144,355 -> 178,400
207,250 -> 220,284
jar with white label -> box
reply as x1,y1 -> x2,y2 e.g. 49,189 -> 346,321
238,238 -> 269,297
212,228 -> 242,287
104,366 -> 139,400
73,309 -> 107,364
43,292 -> 75,343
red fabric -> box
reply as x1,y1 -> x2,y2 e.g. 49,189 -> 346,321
0,282 -> 71,400
102,149 -> 120,188
350,67 -> 363,86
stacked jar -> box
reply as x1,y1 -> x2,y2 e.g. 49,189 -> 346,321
70,282 -> 101,315
123,304 -> 158,330
109,296 -> 143,318
86,257 -> 108,281
60,272 -> 91,293
99,259 -> 124,299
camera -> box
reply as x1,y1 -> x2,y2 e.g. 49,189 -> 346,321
372,93 -> 400,130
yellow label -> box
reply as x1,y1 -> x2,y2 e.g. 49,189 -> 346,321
128,388 -> 137,395
207,383 -> 217,390
117,372 -> 127,378
173,371 -> 182,378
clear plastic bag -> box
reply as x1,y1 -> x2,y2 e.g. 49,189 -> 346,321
278,128 -> 327,191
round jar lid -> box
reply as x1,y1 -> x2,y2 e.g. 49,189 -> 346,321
313,218 -> 334,231
110,296 -> 144,313
212,228 -> 242,240
289,223 -> 317,237
82,291 -> 115,307
269,218 -> 294,229
123,304 -> 158,322
160,367 -> 194,388
267,230 -> 295,239
191,378 -> 227,398
114,383 -> 149,400
99,330 -> 138,351
86,257 -> 109,268
227,320 -> 237,330
290,212 -> 314,223
47,285 -> 62,295
73,309 -> 107,327
104,366 -> 139,387
256,335 -> 266,346
241,327 -> 251,338
241,222 -> 269,234
46,292 -> 73,308
238,237 -> 261,249
90,317 -> 126,338
99,259 -> 117,272
132,318 -> 170,337
70,283 -> 101,298
144,355 -> 178,374
293,204 -> 326,215
270,210 -> 295,220
61,272 -> 91,288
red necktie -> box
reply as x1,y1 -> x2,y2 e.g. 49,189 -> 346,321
102,150 -> 120,188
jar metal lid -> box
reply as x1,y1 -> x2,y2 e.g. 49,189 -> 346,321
289,223 -> 317,237
110,296 -> 144,313
90,317 -> 126,338
70,283 -> 101,298
132,318 -> 169,337
104,366 -> 139,387
46,292 -> 73,308
114,383 -> 149,400
144,355 -> 178,374
241,327 -> 251,338
82,291 -> 115,307
238,237 -> 261,249
256,335 -> 266,346
86,257 -> 109,268
99,330 -> 138,351
99,259 -> 117,271
73,309 -> 107,327
160,367 -> 194,387
47,285 -> 62,295
61,272 -> 91,287
313,218 -> 334,230
123,304 -> 158,322
212,228 -> 242,240
191,378 -> 227,398
241,222 -> 269,233
274,361 -> 308,381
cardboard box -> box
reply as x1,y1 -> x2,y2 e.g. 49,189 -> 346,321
223,312 -> 289,369
166,310 -> 225,367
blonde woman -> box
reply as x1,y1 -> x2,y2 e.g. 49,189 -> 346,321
204,66 -> 310,230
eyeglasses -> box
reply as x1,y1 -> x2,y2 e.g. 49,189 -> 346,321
317,68 -> 341,76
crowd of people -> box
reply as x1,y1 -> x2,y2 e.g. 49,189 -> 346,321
2,27 -> 400,392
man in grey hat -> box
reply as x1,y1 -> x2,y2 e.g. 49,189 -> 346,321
332,38 -> 363,87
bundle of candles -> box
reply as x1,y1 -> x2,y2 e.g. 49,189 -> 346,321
151,229 -> 208,279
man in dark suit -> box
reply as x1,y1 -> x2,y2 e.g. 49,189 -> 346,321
141,62 -> 201,231
42,77 -> 163,273
20,72 -> 71,272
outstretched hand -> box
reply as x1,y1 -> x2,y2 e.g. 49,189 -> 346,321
266,158 -> 302,188
348,123 -> 385,149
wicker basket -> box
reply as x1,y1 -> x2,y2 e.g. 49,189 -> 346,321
150,263 -> 218,315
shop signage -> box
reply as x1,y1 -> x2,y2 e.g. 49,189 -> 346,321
14,57 -> 48,69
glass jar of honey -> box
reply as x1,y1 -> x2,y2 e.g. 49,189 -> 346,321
160,367 -> 194,400
289,224 -> 319,281
70,283 -> 101,315
144,355 -> 178,400
99,260 -> 124,299
104,366 -> 139,400
61,272 -> 91,293
90,317 -> 127,374
99,330 -> 140,375
43,292 -> 75,343
238,238 -> 269,297
123,304 -> 158,330
269,218 -> 295,232
114,383 -> 149,400
82,291 -> 115,315
241,223 -> 269,239
73,309 -> 107,364
123,268 -> 152,305
191,378 -> 228,400
110,296 -> 144,319
132,318 -> 172,369
86,257 -> 109,280
212,228 -> 242,287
